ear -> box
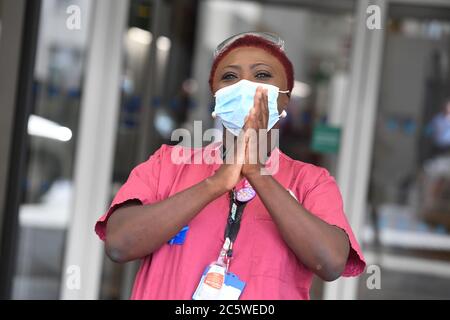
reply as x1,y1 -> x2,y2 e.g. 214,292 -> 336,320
277,93 -> 290,113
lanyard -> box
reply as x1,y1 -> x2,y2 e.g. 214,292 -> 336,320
218,190 -> 248,270
217,145 -> 253,270
220,146 -> 246,245
224,190 -> 247,244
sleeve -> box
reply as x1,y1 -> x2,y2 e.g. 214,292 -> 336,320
94,145 -> 165,241
301,168 -> 366,277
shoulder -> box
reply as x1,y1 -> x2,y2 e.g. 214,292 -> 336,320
278,149 -> 333,185
141,144 -> 174,165
131,144 -> 173,176
276,149 -> 340,204
137,143 -> 217,173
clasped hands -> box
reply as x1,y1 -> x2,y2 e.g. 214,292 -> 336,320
213,86 -> 272,191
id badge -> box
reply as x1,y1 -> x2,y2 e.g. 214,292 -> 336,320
192,264 -> 246,300
167,226 -> 189,245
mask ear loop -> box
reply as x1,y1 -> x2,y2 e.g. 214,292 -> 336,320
278,89 -> 290,117
279,89 -> 291,98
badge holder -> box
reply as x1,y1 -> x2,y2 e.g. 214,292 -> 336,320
192,238 -> 245,300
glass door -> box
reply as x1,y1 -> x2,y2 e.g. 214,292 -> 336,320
11,0 -> 93,299
357,3 -> 450,299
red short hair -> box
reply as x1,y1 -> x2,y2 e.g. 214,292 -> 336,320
209,35 -> 294,94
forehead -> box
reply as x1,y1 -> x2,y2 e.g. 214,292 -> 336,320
216,46 -> 285,71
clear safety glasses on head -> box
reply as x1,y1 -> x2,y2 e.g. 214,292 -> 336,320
213,31 -> 286,58
212,79 -> 288,136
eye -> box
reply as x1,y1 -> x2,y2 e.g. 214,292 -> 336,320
255,71 -> 272,79
221,72 -> 237,81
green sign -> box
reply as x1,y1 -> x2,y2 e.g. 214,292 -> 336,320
311,125 -> 341,154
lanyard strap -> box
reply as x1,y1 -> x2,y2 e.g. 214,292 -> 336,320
224,191 -> 247,246
219,147 -> 250,263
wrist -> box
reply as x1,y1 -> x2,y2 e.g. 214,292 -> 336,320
245,169 -> 271,185
205,174 -> 230,195
242,164 -> 262,179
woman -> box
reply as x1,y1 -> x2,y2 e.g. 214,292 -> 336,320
95,32 -> 365,300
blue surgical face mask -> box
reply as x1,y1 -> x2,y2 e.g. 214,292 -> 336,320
212,79 -> 289,136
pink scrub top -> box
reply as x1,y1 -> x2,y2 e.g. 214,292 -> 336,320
95,143 -> 365,300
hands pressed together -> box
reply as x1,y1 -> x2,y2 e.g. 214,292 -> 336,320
212,86 -> 272,192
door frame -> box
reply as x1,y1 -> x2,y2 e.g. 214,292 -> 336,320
60,0 -> 130,299
0,0 -> 41,299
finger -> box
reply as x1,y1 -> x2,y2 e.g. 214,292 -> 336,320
244,88 -> 260,130
248,124 -> 259,164
256,89 -> 266,128
235,127 -> 248,162
257,87 -> 265,128
264,89 -> 269,114
243,107 -> 256,130
259,92 -> 265,126
256,90 -> 266,128
245,133 -> 250,165
254,86 -> 263,115
253,107 -> 262,132
262,89 -> 269,128
244,87 -> 263,132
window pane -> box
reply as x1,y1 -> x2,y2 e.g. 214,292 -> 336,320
359,6 -> 450,299
12,0 -> 92,299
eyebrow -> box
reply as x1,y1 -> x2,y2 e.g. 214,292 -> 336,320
223,63 -> 274,71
